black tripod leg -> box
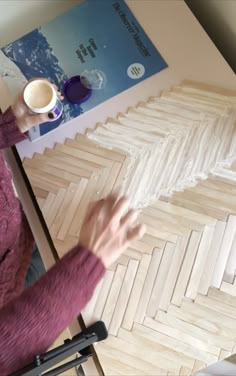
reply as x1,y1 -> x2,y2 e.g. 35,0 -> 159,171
43,354 -> 90,376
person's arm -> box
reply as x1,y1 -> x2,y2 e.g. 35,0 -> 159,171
0,79 -> 63,149
0,107 -> 27,148
0,192 -> 145,375
0,245 -> 105,375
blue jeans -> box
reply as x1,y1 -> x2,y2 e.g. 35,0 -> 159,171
24,244 -> 46,288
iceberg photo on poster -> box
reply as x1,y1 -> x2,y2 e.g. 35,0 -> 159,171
0,0 -> 167,140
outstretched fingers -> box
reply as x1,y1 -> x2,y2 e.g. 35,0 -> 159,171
111,196 -> 130,221
126,224 -> 146,243
120,209 -> 138,228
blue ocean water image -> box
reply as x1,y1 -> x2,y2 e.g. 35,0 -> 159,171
1,28 -> 82,136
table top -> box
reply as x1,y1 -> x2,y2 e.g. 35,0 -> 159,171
0,2 -> 236,375
0,0 -> 234,159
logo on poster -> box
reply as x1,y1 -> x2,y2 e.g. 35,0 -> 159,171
127,63 -> 145,79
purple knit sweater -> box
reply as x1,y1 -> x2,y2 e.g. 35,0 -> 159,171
0,108 -> 105,375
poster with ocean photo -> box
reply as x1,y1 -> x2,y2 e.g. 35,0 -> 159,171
0,0 -> 167,140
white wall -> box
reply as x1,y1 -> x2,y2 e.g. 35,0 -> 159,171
0,0 -> 81,47
186,0 -> 236,71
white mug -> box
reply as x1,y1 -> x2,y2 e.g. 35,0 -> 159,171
23,79 -> 63,120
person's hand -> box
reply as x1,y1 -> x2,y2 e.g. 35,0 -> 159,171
11,78 -> 63,133
79,195 -> 146,268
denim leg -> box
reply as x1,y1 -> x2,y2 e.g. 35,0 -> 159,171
24,244 -> 46,288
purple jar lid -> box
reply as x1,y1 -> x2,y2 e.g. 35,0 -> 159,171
63,75 -> 92,104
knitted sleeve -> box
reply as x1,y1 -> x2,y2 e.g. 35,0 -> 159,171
0,107 -> 27,148
0,245 -> 105,375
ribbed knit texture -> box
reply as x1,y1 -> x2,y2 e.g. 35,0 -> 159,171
0,107 -> 27,148
0,108 -> 105,375
0,246 -> 105,375
0,107 -> 32,307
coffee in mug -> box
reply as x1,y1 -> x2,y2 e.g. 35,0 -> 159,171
23,80 -> 63,120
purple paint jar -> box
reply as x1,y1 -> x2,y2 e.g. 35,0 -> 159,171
64,76 -> 92,104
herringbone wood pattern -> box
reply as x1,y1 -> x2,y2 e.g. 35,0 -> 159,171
23,82 -> 236,375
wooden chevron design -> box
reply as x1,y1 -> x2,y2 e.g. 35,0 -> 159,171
88,80 -> 236,209
23,81 -> 236,375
